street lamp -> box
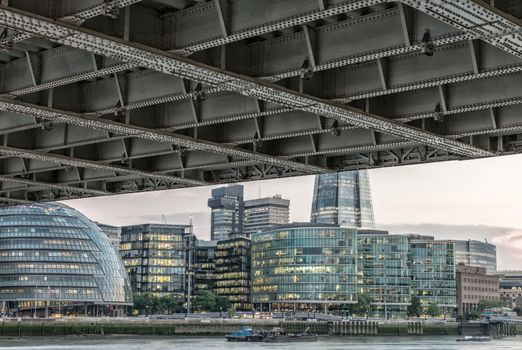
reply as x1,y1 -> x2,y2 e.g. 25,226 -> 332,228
33,284 -> 38,318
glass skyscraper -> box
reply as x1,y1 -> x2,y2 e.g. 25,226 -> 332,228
311,170 -> 375,228
0,204 -> 132,317
208,185 -> 244,241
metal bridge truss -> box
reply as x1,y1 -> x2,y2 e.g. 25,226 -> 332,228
0,0 -> 520,203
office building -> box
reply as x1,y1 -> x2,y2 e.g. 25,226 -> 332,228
0,204 -> 132,317
453,240 -> 497,274
497,270 -> 522,308
456,263 -> 499,316
96,222 -> 122,252
357,229 -> 411,317
213,237 -> 251,310
251,224 -> 358,311
208,185 -> 244,241
408,235 -> 456,313
243,195 -> 290,236
311,170 -> 375,228
120,224 -> 192,299
193,239 -> 217,293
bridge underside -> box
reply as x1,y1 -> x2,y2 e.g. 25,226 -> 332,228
0,0 -> 521,203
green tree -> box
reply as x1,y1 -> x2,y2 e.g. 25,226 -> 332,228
192,290 -> 231,312
513,307 -> 522,316
477,299 -> 506,311
407,295 -> 422,317
133,292 -> 155,315
158,294 -> 182,314
353,294 -> 372,318
426,303 -> 441,318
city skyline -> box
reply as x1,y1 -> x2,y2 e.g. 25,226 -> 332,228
61,154 -> 522,270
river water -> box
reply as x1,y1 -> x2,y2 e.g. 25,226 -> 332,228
0,336 -> 521,350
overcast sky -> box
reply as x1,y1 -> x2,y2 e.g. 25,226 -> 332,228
62,154 -> 522,270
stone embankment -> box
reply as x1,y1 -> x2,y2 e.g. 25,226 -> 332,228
0,317 -> 494,337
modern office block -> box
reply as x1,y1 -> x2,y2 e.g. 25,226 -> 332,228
213,237 -> 251,310
408,235 -> 456,313
453,240 -> 497,274
193,239 -> 217,293
244,195 -> 289,236
251,224 -> 358,311
0,204 -> 132,317
357,229 -> 411,317
120,223 -> 192,299
208,185 -> 244,241
311,170 -> 375,228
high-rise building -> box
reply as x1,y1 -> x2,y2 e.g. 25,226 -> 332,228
213,237 -> 251,311
95,222 -> 122,252
456,263 -> 499,316
311,170 -> 375,228
453,240 -> 497,274
120,224 -> 192,298
193,239 -> 217,293
243,195 -> 290,236
0,204 -> 132,317
408,235 -> 456,314
208,185 -> 244,241
251,224 -> 358,311
357,229 -> 411,317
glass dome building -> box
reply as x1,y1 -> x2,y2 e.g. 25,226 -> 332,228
0,203 -> 132,317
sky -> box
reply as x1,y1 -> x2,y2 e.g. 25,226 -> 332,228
61,153 -> 522,270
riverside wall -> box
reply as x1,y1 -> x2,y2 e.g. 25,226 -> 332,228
0,318 -> 488,337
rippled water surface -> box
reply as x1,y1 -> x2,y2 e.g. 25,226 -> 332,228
0,336 -> 521,350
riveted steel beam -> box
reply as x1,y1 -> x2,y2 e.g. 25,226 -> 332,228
0,145 -> 207,187
0,97 -> 327,174
0,175 -> 109,196
0,5 -> 493,159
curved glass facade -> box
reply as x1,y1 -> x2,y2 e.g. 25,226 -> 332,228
453,240 -> 496,274
0,203 -> 132,313
311,170 -> 375,228
251,224 -> 358,306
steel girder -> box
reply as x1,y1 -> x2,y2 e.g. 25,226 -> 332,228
0,97 -> 327,174
0,5 -> 492,160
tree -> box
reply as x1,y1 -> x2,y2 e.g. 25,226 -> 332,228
477,299 -> 506,311
158,294 -> 183,314
133,292 -> 155,315
353,294 -> 372,318
192,290 -> 231,312
407,295 -> 422,317
426,303 -> 441,318
513,307 -> 522,316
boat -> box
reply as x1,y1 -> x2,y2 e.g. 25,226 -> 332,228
456,335 -> 491,342
225,326 -> 253,341
226,327 -> 317,342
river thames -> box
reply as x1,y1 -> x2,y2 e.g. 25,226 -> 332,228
0,336 -> 521,349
